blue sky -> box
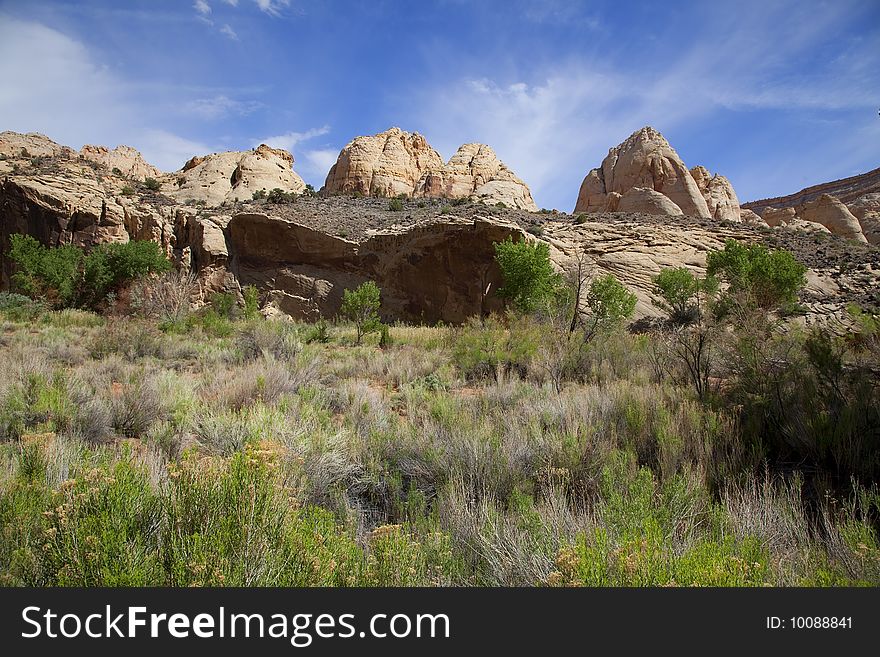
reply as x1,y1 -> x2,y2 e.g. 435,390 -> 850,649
0,0 -> 877,211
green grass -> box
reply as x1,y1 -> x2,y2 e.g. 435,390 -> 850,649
0,302 -> 878,587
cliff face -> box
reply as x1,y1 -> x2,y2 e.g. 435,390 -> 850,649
742,167 -> 880,216
2,131 -> 878,325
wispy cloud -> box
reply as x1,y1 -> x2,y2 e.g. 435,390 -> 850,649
194,0 -> 211,19
219,24 -> 239,40
299,148 -> 340,184
254,0 -> 291,17
257,125 -> 331,152
183,95 -> 260,119
414,0 -> 880,209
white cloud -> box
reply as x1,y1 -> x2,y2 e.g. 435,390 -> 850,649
0,16 -> 233,173
257,125 -> 331,152
413,0 -> 880,210
183,95 -> 260,120
254,0 -> 290,16
219,24 -> 239,40
299,148 -> 340,183
137,130 -> 216,172
194,0 -> 211,17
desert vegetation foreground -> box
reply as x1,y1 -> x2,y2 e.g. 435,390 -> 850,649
1,233 -> 879,587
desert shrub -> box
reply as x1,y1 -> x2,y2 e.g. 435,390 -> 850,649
121,185 -> 135,196
252,189 -> 267,200
131,269 -> 197,325
236,320 -> 301,361
0,292 -> 46,322
7,235 -> 169,310
439,204 -> 453,214
242,285 -> 260,320
706,239 -> 806,310
267,187 -> 297,204
305,318 -> 331,344
387,198 -> 404,211
111,167 -> 123,176
451,315 -> 538,381
143,177 -> 161,191
340,281 -> 382,345
494,237 -> 562,313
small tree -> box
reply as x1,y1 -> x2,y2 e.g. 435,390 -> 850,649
143,177 -> 161,191
242,285 -> 260,320
494,237 -> 562,314
584,274 -> 637,339
652,267 -> 717,324
706,239 -> 806,310
340,281 -> 382,344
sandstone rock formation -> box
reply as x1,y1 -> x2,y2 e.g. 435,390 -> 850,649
848,193 -> 880,245
324,128 -> 445,198
228,213 -> 519,322
323,128 -> 537,210
690,165 -> 741,222
2,130 -> 878,327
168,144 -> 306,206
763,206 -> 797,227
79,144 -> 163,181
616,187 -> 683,215
797,194 -> 866,243
574,126 -> 711,218
0,131 -> 71,159
739,208 -> 765,225
742,166 -> 880,216
416,143 -> 537,210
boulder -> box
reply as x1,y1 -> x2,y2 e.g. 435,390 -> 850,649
798,194 -> 866,242
0,131 -> 71,159
616,187 -> 683,215
574,126 -> 711,217
739,208 -> 765,225
168,144 -> 305,206
763,206 -> 796,227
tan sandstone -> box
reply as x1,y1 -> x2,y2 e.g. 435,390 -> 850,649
79,144 -> 163,181
574,126 -> 711,217
798,194 -> 866,243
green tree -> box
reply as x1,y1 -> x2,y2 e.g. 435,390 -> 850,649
243,285 -> 260,321
493,237 -> 562,313
653,267 -> 717,324
706,239 -> 806,310
340,281 -> 382,344
584,274 -> 637,338
143,177 -> 161,191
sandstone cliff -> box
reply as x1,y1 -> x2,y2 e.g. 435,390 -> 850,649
574,126 -> 715,218
323,128 -> 537,210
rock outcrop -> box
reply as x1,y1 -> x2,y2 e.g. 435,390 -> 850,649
416,143 -> 537,210
0,131 -> 72,159
763,206 -> 797,227
323,128 -> 445,198
797,194 -> 866,242
227,213 -> 518,323
742,166 -> 880,216
616,187 -> 683,215
574,126 -> 712,218
79,145 -> 163,181
323,128 -> 537,210
168,144 -> 306,206
690,165 -> 741,222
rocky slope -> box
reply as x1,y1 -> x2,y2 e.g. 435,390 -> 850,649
743,170 -> 880,245
1,130 -> 878,325
323,127 -> 537,210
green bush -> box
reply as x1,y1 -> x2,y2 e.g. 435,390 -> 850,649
8,234 -> 171,308
121,185 -> 135,196
652,267 -> 717,323
494,237 -> 562,313
340,281 -> 382,345
706,239 -> 806,310
585,274 -> 637,336
252,189 -> 267,201
242,285 -> 260,320
267,188 -> 297,204
388,198 -> 404,212
143,177 -> 161,191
